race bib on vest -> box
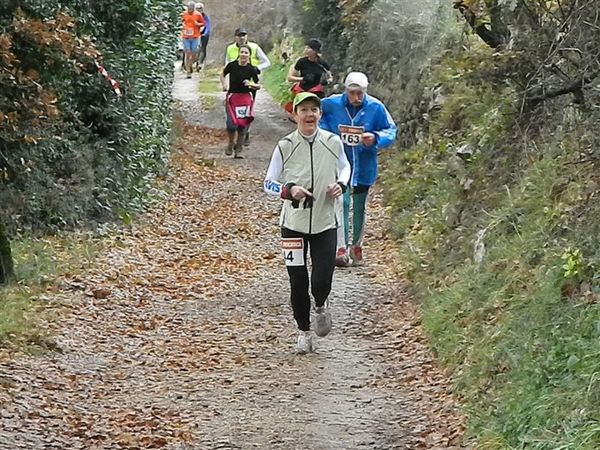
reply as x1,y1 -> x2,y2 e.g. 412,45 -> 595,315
281,238 -> 304,267
338,125 -> 364,146
235,105 -> 250,119
184,28 -> 195,36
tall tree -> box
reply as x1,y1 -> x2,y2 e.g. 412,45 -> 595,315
453,0 -> 600,107
453,0 -> 510,48
0,220 -> 14,285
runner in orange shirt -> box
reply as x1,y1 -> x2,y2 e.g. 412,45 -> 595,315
181,2 -> 205,78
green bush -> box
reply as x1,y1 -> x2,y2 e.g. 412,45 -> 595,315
382,45 -> 600,450
0,0 -> 180,234
263,36 -> 305,106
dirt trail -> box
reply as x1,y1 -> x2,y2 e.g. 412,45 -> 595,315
0,69 -> 465,449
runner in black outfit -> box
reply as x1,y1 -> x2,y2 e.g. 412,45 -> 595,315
220,44 -> 260,158
284,39 -> 333,120
288,39 -> 332,93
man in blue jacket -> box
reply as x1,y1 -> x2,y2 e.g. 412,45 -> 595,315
320,72 -> 397,267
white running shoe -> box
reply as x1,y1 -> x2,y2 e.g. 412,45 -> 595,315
296,331 -> 313,354
313,306 -> 332,337
349,245 -> 365,266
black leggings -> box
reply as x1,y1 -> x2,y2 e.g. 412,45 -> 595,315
282,227 -> 337,331
199,35 -> 209,65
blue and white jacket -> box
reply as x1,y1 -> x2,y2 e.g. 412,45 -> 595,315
201,13 -> 211,37
320,93 -> 397,187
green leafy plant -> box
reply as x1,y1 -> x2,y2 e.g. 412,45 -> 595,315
561,248 -> 584,282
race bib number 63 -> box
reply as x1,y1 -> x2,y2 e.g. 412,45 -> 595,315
281,238 -> 305,267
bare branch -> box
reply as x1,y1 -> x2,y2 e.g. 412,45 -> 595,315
525,71 -> 600,108
583,20 -> 600,31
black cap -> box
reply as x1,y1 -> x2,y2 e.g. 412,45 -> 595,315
306,38 -> 322,52
235,27 -> 248,36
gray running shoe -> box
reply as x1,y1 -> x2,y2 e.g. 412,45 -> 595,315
313,306 -> 332,337
296,331 -> 313,354
225,142 -> 234,156
233,143 -> 243,159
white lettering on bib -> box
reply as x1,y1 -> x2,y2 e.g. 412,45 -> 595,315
339,125 -> 364,146
281,238 -> 304,267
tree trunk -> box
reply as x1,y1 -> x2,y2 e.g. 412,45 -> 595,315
454,0 -> 511,48
488,0 -> 511,45
0,220 -> 15,285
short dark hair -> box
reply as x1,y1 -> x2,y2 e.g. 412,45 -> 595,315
306,38 -> 322,52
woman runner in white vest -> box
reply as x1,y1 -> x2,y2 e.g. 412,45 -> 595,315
263,92 -> 351,354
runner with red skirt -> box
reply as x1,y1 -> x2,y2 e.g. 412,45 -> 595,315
220,44 -> 260,159
284,39 -> 333,121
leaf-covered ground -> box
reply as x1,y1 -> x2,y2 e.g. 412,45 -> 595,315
0,69 -> 466,449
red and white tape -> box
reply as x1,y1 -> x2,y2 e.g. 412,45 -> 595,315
94,60 -> 123,97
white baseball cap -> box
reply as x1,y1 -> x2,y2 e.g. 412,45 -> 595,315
344,72 -> 369,90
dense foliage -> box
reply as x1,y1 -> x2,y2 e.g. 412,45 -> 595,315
0,220 -> 14,284
293,0 -> 600,447
0,0 -> 180,236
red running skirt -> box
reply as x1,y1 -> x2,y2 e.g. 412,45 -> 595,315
226,92 -> 255,128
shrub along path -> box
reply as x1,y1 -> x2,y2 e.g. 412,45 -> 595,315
0,69 -> 465,449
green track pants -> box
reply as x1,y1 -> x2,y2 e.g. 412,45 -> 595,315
337,187 -> 370,249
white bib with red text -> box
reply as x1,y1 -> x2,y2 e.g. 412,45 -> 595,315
281,238 -> 304,267
339,125 -> 364,146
